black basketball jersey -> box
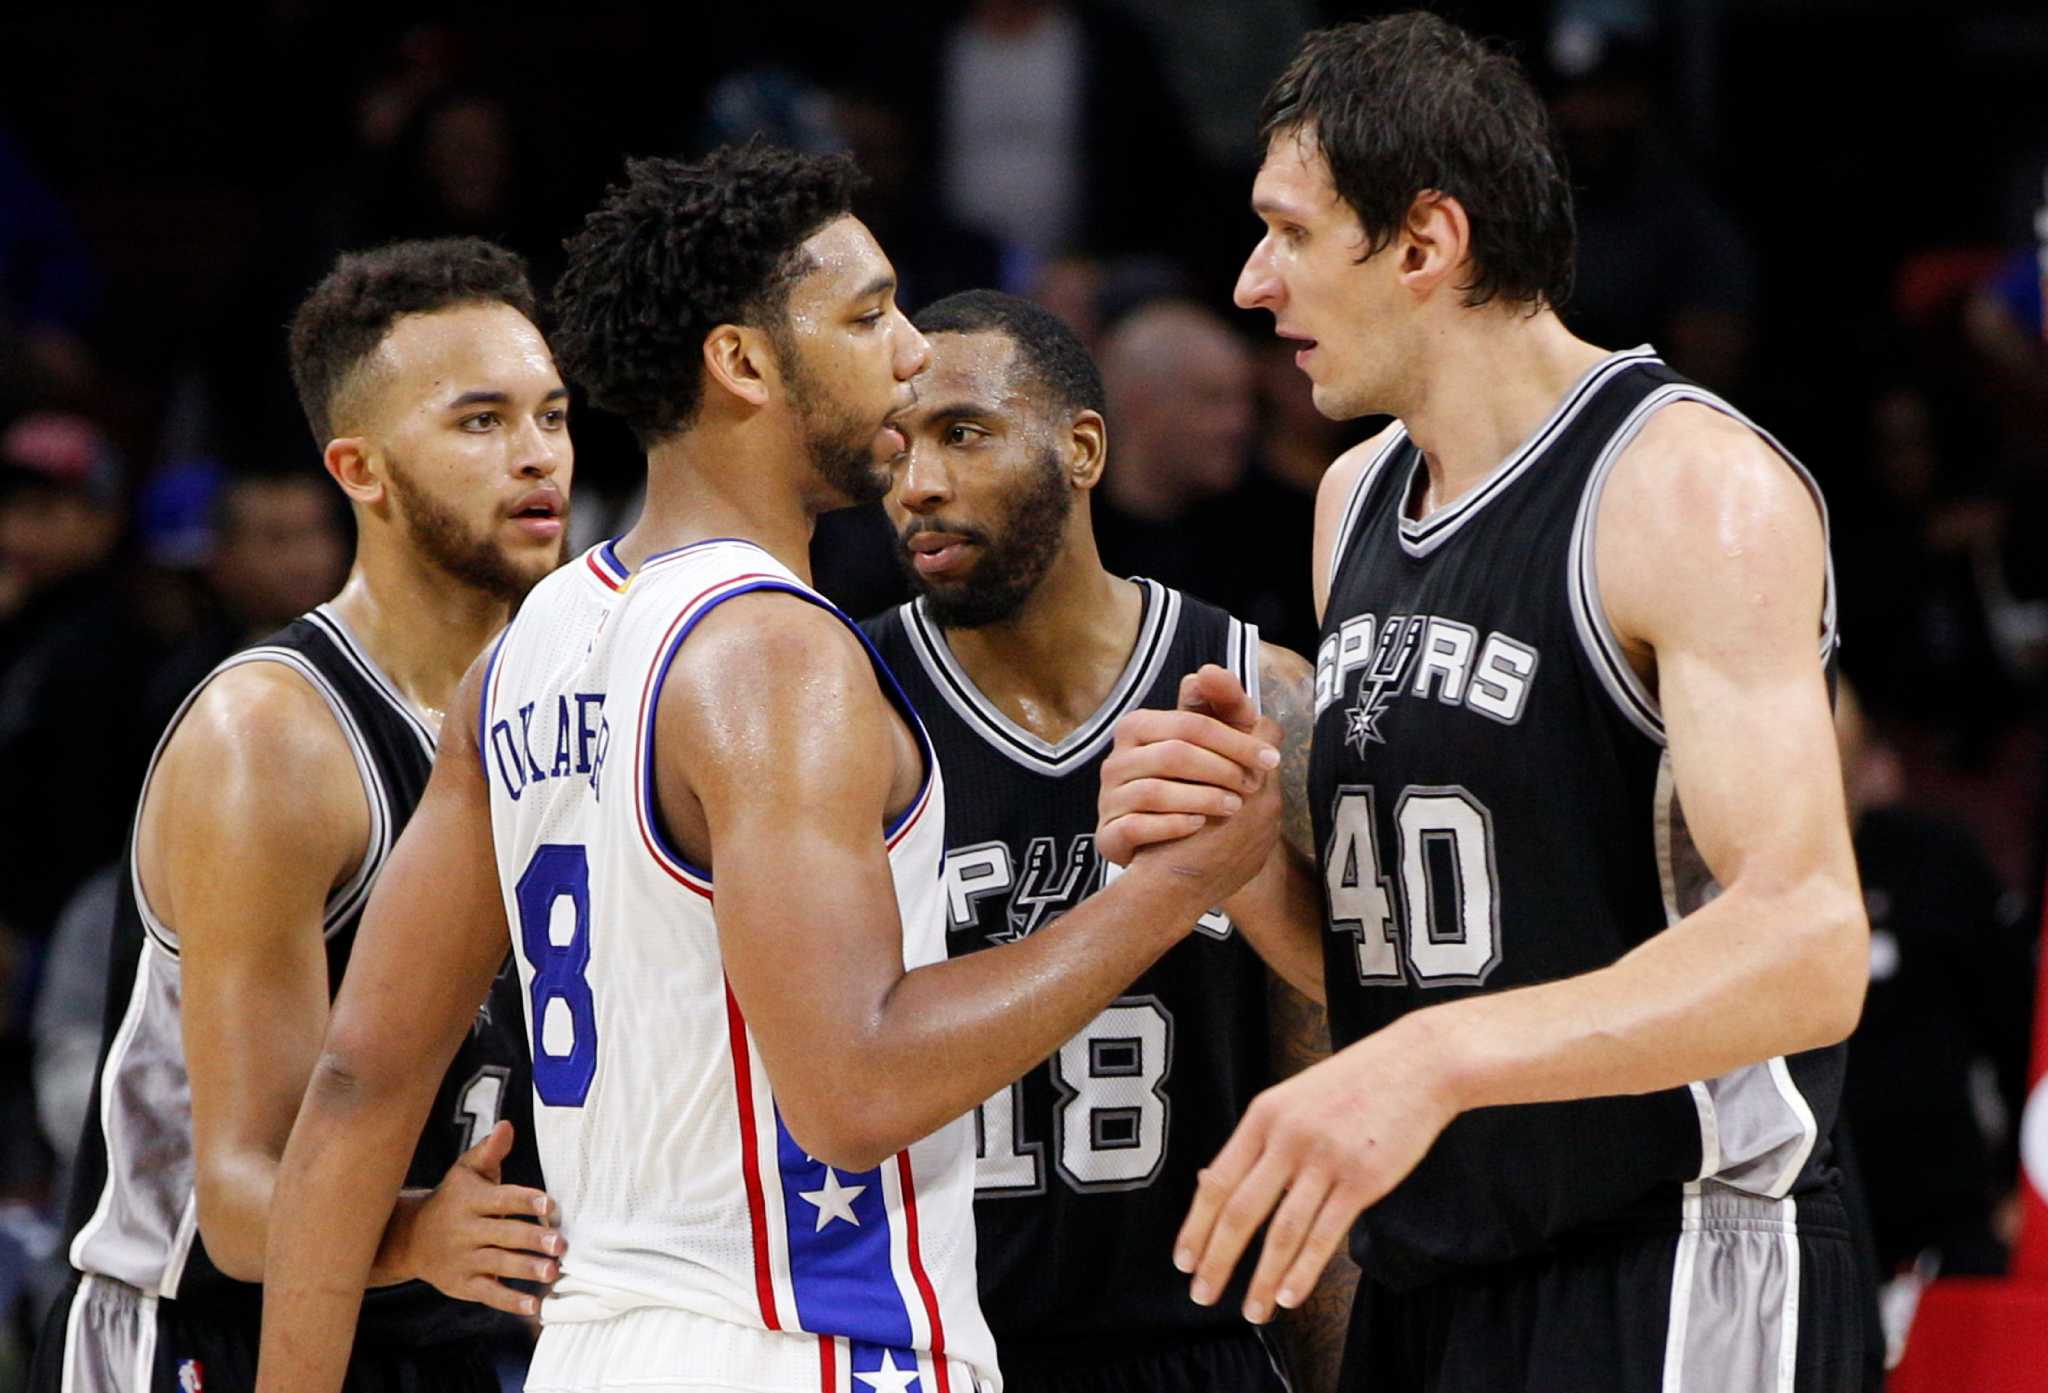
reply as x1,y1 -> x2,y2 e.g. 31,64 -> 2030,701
864,581 -> 1277,1360
1308,348 -> 1845,1291
63,604 -> 539,1348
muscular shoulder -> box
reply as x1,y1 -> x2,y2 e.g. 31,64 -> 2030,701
658,591 -> 896,813
141,660 -> 371,922
1597,402 -> 1825,650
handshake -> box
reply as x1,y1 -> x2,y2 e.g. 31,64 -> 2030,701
1095,663 -> 1285,902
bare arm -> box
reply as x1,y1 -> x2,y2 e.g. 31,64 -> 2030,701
671,596 -> 1282,1172
259,653 -> 548,1393
1176,404 -> 1867,1322
1217,644 -> 1324,1003
159,664 -> 374,1283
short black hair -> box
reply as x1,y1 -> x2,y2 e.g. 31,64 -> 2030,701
913,290 -> 1105,419
551,141 -> 864,446
287,237 -> 538,445
1258,13 -> 1575,312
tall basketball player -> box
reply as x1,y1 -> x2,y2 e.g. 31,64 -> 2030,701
1097,16 -> 1871,1393
32,239 -> 569,1393
862,290 -> 1352,1393
254,145 -> 1281,1393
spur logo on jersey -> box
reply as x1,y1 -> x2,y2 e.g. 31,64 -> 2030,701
1315,611 -> 1539,754
942,837 -> 1231,944
488,691 -> 610,802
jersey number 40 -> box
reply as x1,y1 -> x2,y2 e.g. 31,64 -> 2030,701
1326,784 -> 1502,987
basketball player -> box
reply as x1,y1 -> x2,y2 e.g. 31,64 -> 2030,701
31,239 -> 569,1393
862,289 -> 1352,1392
254,144 -> 1281,1393
1096,16 -> 1871,1392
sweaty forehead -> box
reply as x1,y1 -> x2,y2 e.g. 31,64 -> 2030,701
921,330 -> 1024,406
1254,130 -> 1340,213
789,215 -> 890,304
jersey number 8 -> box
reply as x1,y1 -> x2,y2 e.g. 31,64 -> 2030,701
516,843 -> 599,1106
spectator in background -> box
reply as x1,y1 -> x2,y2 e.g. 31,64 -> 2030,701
1546,28 -> 1759,393
136,465 -> 349,743
1091,299 -> 1253,609
932,0 -> 1196,275
0,412 -> 146,948
1837,681 -> 2035,1280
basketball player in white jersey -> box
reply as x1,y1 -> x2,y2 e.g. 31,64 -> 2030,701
254,144 -> 1283,1393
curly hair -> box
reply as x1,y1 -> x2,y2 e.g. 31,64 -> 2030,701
287,237 -> 538,446
913,290 -> 1104,420
1259,14 -> 1575,312
550,142 -> 864,445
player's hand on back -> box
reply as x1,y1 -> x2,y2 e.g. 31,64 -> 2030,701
1096,664 -> 1279,872
386,1120 -> 563,1317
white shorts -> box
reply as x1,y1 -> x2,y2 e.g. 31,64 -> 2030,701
527,1306 -> 997,1393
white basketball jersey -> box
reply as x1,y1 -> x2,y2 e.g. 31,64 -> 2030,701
482,537 -> 997,1392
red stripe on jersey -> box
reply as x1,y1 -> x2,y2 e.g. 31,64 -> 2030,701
585,550 -> 624,591
884,772 -> 934,853
725,982 -> 781,1329
817,1334 -> 835,1392
893,1151 -> 950,1393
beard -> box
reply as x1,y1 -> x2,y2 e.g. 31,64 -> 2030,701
896,447 -> 1071,629
777,331 -> 892,506
385,457 -> 555,603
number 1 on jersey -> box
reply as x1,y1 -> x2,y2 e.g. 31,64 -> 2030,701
516,843 -> 598,1106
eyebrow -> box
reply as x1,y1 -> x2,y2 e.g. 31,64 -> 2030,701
921,399 -> 1003,424
856,273 -> 897,302
446,386 -> 570,410
1251,196 -> 1303,220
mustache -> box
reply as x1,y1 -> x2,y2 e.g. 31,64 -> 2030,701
896,518 -> 991,550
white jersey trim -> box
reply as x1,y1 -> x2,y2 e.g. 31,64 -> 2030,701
1567,381 -> 1839,747
126,644 -> 391,957
1326,429 -> 1411,597
1395,345 -> 1658,560
899,579 -> 1180,776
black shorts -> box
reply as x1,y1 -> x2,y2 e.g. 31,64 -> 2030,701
1339,1187 -> 1871,1393
998,1329 -> 1292,1393
30,1271 -> 503,1393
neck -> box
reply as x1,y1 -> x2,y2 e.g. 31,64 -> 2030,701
622,415 -> 824,584
936,524 -> 1143,743
325,540 -> 512,731
1394,309 -> 1611,514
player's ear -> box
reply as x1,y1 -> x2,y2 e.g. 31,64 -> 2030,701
1399,190 -> 1471,294
703,324 -> 773,410
323,437 -> 385,507
1068,409 -> 1107,491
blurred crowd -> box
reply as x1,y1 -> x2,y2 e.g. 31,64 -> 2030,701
2,0 -> 2046,1381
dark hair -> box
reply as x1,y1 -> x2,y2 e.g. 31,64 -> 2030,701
913,290 -> 1105,419
550,142 -> 863,445
287,237 -> 538,445
1258,13 -> 1575,312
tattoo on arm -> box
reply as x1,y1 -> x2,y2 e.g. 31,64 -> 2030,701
1259,645 -> 1316,865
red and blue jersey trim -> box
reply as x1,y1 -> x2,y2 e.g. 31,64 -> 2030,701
632,577 -> 938,898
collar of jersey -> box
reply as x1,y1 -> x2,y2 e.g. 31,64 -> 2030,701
1394,344 -> 1659,559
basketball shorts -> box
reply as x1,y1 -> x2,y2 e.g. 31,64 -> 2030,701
998,1329 -> 1291,1393
526,1305 -> 995,1393
1339,1186 -> 1870,1393
30,1271 -> 502,1393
